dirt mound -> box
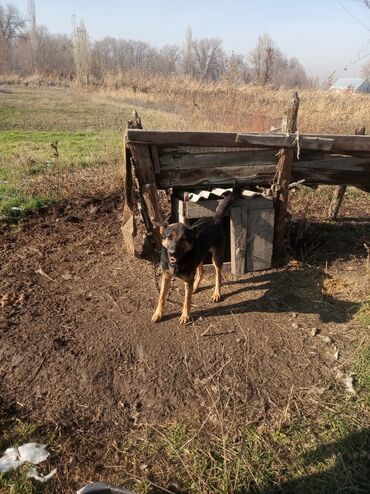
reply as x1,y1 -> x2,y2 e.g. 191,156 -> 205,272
0,194 -> 362,432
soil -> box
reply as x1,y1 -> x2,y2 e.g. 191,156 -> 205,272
0,190 -> 368,490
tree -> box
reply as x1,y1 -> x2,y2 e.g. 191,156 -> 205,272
192,37 -> 225,80
225,52 -> 249,83
159,44 -> 179,74
28,0 -> 38,70
182,26 -> 194,75
72,17 -> 91,85
0,3 -> 26,73
249,33 -> 280,85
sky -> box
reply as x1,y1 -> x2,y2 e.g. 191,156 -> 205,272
7,0 -> 370,79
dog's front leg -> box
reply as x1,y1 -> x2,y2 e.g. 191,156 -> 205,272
151,271 -> 171,323
179,281 -> 193,325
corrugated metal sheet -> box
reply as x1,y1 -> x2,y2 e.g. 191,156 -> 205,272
330,77 -> 369,92
187,188 -> 263,203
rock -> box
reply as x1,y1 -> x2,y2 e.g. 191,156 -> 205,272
291,322 -> 299,330
292,312 -> 298,319
310,327 -> 318,336
323,336 -> 333,344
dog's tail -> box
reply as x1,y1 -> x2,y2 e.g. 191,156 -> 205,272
214,181 -> 243,222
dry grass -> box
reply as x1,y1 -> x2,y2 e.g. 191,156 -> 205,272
93,70 -> 370,134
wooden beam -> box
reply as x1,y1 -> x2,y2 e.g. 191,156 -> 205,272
127,129 -> 370,154
159,148 -> 278,170
327,126 -> 366,219
328,185 -> 347,220
127,130 -> 241,147
158,165 -> 276,188
273,92 -> 300,263
236,134 -> 334,151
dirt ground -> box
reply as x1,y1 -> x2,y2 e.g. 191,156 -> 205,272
0,189 -> 369,491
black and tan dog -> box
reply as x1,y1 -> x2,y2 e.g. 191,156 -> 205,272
152,182 -> 242,324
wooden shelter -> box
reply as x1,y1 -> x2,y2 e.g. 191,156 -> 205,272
122,93 -> 370,273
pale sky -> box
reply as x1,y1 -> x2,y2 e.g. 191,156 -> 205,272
8,0 -> 370,79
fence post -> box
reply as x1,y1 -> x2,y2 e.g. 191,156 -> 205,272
328,126 -> 365,220
273,92 -> 300,263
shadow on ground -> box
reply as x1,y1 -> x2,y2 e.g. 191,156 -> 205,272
252,427 -> 370,494
165,266 -> 360,324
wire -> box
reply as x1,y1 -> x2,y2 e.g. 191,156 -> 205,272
337,0 -> 370,32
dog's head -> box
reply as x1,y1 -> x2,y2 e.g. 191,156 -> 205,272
161,223 -> 194,266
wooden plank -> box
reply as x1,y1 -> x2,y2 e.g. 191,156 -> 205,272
159,149 -> 278,170
328,185 -> 346,219
236,133 -> 334,151
292,157 -> 370,190
150,145 -> 161,174
127,130 -> 241,147
171,194 -> 185,223
128,144 -> 155,184
247,209 -> 275,271
127,129 -> 370,154
163,146 -> 254,154
184,197 -> 273,219
230,206 -> 248,275
273,92 -> 299,263
158,165 -> 276,188
327,127 -> 366,218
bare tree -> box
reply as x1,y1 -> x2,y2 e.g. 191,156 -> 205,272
249,33 -> 280,85
72,17 -> 91,85
225,52 -> 249,83
182,26 -> 194,75
27,0 -> 38,70
192,37 -> 225,80
0,3 -> 26,73
159,44 -> 179,74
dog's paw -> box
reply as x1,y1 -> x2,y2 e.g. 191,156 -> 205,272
151,310 -> 163,323
179,313 -> 190,325
211,291 -> 222,303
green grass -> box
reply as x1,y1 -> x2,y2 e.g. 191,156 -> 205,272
0,416 -> 56,494
0,130 -> 121,163
0,86 -> 182,221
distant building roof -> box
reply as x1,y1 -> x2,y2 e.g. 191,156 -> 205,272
330,77 -> 369,91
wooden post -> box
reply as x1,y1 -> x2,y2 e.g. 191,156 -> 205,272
273,92 -> 300,263
122,110 -> 164,254
328,126 -> 366,220
128,143 -> 164,251
121,113 -> 142,256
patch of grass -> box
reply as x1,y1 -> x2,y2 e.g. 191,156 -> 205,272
356,300 -> 370,327
0,130 -> 121,165
117,399 -> 369,494
0,193 -> 54,223
0,414 -> 57,494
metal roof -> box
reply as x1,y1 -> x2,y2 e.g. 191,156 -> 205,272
330,77 -> 368,90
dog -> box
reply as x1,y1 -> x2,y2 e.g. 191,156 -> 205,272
152,182 -> 243,324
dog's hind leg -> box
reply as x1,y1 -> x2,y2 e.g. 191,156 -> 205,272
193,263 -> 204,293
179,281 -> 193,325
211,247 -> 223,302
151,271 -> 171,323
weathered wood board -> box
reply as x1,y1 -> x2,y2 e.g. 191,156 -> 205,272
247,208 -> 275,271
